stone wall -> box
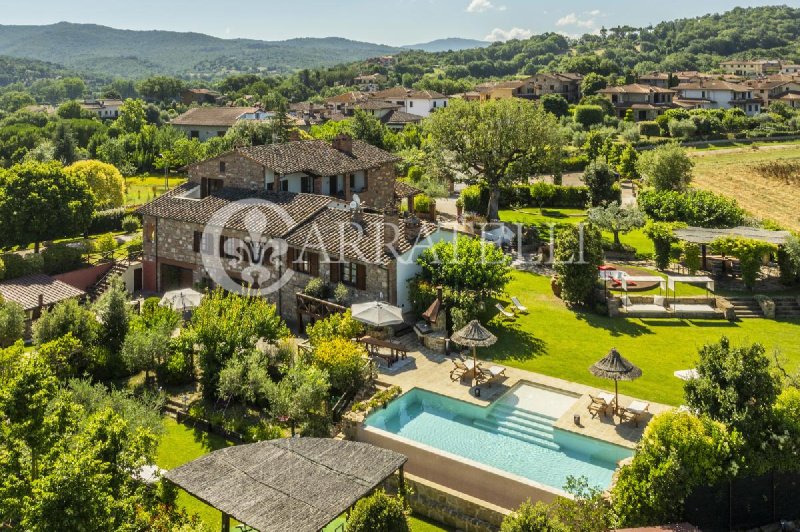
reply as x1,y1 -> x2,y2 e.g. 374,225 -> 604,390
386,474 -> 508,532
188,151 -> 265,190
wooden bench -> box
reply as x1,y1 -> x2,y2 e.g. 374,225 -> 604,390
359,336 -> 409,368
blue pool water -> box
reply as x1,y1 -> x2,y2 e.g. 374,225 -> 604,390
364,387 -> 633,491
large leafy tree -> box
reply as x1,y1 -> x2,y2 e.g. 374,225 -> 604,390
0,298 -> 25,348
116,99 -> 147,134
425,98 -> 563,220
65,160 -> 126,208
636,143 -> 693,192
186,289 -> 289,399
553,224 -> 604,306
684,337 -> 780,443
266,361 -> 330,436
416,236 -> 512,296
0,161 -> 95,252
136,76 -> 186,102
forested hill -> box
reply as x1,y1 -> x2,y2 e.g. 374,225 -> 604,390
0,22 -> 403,79
385,5 -> 800,93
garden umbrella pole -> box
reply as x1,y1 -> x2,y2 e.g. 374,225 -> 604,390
589,347 -> 642,416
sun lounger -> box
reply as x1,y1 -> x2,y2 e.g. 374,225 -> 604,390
475,364 -> 507,386
619,400 -> 650,427
510,297 -> 528,313
495,303 -> 515,320
450,359 -> 469,381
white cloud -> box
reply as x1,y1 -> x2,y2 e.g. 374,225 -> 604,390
587,9 -> 601,16
484,27 -> 533,42
467,0 -> 494,12
556,12 -> 596,29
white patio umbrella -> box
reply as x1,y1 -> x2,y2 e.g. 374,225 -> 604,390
674,368 -> 700,381
483,225 -> 515,245
159,288 -> 204,312
350,301 -> 405,327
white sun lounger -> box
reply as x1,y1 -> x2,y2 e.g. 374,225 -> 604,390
510,297 -> 528,313
495,303 -> 515,319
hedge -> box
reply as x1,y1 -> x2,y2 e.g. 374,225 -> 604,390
638,189 -> 746,228
42,244 -> 85,275
0,253 -> 44,280
88,207 -> 129,235
461,183 -> 590,213
563,154 -> 590,172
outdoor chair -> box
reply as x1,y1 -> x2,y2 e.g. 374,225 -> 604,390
475,364 -> 507,386
510,297 -> 528,314
587,394 -> 608,419
450,359 -> 470,381
495,303 -> 515,320
619,400 -> 650,427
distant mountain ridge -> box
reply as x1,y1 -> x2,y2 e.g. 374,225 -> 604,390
403,38 -> 489,52
0,22 -> 405,78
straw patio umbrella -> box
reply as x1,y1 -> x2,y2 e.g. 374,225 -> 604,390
589,347 -> 642,415
451,320 -> 497,386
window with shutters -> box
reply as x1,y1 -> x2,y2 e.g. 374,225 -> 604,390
219,161 -> 226,173
340,261 -> 358,287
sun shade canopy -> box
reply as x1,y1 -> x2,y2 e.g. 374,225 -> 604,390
450,319 -> 498,347
164,438 -> 407,532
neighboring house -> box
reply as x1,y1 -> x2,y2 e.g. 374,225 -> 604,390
136,137 -> 453,315
779,92 -> 800,109
475,79 -> 536,102
0,274 -> 86,335
636,72 -> 672,89
21,104 -> 57,115
529,73 -> 583,103
720,59 -> 781,77
181,88 -> 222,106
450,91 -> 482,102
80,99 -> 124,119
171,106 -> 269,141
354,73 -> 386,92
674,80 -> 763,115
371,87 -> 448,118
744,79 -> 800,107
781,64 -> 800,75
349,100 -> 424,130
325,91 -> 370,112
597,84 -> 678,121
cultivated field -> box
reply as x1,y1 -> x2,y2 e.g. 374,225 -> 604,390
688,143 -> 800,231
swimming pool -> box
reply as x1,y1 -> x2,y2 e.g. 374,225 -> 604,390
364,384 -> 633,492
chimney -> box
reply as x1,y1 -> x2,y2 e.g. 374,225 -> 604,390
403,214 -> 422,242
332,134 -> 353,155
288,129 -> 301,142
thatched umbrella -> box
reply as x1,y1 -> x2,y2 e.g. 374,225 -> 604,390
589,348 -> 642,415
451,320 -> 497,386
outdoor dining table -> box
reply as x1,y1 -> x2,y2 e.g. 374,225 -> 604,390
359,336 -> 408,367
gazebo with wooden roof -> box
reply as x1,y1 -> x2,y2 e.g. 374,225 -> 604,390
164,438 -> 407,532
673,226 -> 791,270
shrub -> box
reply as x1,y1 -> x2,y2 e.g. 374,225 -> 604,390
682,242 -> 702,274
311,337 -> 368,392
668,118 -> 697,138
41,244 -> 84,275
562,153 -> 589,172
553,224 -> 604,306
460,185 -> 482,213
583,160 -> 617,206
33,299 -> 98,347
93,233 -> 118,254
638,121 -> 660,137
303,277 -> 327,299
332,282 -> 349,305
306,310 -> 365,347
1,253 -> 44,280
0,298 -> 25,347
636,143 -> 693,192
573,105 -> 605,129
121,215 -> 141,233
637,189 -> 745,228
413,193 -> 433,214
88,207 -> 127,234
347,490 -> 410,532
501,500 -> 569,532
244,420 -> 284,443
644,221 -> 683,271
157,340 -> 195,385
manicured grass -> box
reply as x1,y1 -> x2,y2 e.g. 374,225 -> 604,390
156,417 -> 234,528
485,271 -> 800,406
125,174 -> 186,206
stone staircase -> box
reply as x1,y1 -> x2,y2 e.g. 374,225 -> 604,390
87,261 -> 129,301
472,402 -> 559,451
725,297 -> 763,319
773,297 -> 800,318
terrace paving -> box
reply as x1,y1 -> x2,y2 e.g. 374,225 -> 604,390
374,333 -> 672,450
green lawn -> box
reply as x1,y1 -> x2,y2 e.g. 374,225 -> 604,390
157,417 -> 451,531
156,417 -> 234,528
486,271 -> 800,406
125,174 -> 186,206
498,208 -> 653,256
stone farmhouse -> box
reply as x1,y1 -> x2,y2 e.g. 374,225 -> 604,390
137,136 -> 452,318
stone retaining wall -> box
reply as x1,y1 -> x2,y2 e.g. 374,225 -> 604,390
385,473 -> 508,532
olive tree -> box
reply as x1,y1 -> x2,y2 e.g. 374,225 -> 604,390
587,202 -> 645,248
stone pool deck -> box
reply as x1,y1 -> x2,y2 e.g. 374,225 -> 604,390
374,333 -> 672,450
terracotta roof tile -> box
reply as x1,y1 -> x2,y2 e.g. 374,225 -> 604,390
238,140 -> 400,175
171,106 -> 260,127
0,274 -> 85,311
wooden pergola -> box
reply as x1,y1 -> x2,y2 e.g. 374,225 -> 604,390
165,438 -> 407,532
673,226 -> 791,270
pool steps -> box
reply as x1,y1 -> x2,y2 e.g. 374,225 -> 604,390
472,403 -> 560,450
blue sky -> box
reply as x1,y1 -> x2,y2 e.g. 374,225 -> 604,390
0,1 -> 787,46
